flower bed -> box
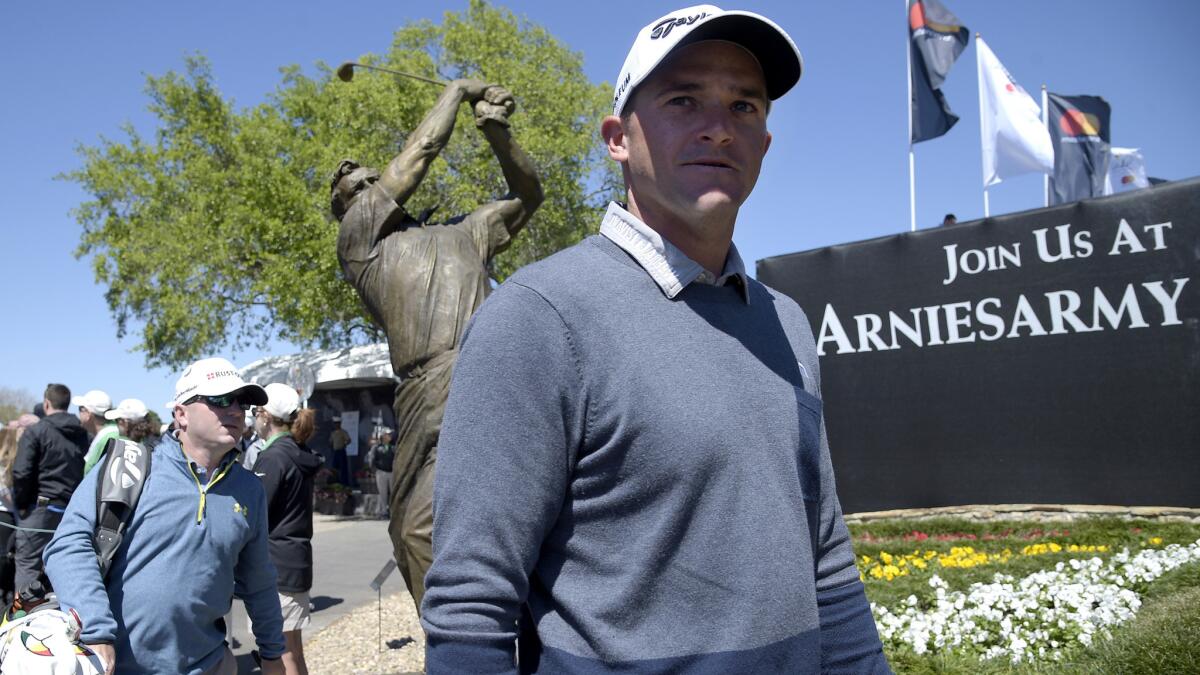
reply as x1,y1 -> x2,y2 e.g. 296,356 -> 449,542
871,541 -> 1200,664
851,518 -> 1200,671
860,542 -> 1112,582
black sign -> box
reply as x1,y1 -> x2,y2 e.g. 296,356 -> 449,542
758,179 -> 1199,513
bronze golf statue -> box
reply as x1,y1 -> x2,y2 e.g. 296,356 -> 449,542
330,75 -> 542,612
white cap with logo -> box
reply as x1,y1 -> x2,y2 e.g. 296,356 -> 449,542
169,357 -> 268,407
71,390 -> 113,415
105,398 -> 149,421
261,383 -> 302,420
611,4 -> 803,117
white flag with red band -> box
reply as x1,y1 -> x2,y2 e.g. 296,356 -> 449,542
977,37 -> 1054,186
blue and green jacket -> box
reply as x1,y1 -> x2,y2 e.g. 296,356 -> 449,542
44,432 -> 285,674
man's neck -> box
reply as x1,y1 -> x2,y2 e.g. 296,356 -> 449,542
180,438 -> 228,475
625,199 -> 735,275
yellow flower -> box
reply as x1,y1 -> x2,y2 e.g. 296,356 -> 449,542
1149,537 -> 1163,546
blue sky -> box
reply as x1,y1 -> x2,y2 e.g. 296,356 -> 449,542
2,0 -> 1198,415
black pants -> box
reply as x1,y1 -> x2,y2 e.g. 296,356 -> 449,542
0,511 -> 15,606
14,506 -> 63,591
332,449 -> 353,487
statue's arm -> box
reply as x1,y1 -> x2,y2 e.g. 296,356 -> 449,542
470,91 -> 545,256
374,79 -> 494,207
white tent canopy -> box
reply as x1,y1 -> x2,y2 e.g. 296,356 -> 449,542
240,343 -> 397,394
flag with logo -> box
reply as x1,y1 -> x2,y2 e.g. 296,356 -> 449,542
1047,93 -> 1111,205
909,0 -> 969,143
977,37 -> 1053,186
1104,147 -> 1150,195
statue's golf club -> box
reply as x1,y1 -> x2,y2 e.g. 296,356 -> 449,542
336,62 -> 446,87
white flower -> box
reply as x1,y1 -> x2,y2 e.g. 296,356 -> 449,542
871,538 -> 1200,664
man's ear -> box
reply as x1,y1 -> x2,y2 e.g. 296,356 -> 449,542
763,131 -> 773,158
600,115 -> 629,163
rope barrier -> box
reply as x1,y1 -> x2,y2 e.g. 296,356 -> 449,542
0,519 -> 57,534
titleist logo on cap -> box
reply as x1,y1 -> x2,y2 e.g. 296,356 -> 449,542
651,11 -> 709,40
614,72 -> 632,109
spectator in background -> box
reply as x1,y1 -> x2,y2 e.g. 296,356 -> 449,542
366,428 -> 395,519
328,417 -> 351,486
251,383 -> 322,675
13,384 -> 88,591
105,399 -> 156,446
7,414 -> 39,431
241,410 -> 266,470
0,427 -> 23,606
942,213 -> 957,227
75,390 -> 116,475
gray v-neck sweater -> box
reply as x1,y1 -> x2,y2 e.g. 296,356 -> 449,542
422,235 -> 890,673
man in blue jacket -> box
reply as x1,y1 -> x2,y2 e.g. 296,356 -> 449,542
44,357 -> 287,675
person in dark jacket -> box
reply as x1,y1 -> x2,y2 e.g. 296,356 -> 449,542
13,383 -> 88,590
251,383 -> 322,675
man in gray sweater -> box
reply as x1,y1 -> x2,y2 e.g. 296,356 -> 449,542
422,5 -> 891,673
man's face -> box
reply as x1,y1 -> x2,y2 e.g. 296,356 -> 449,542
176,394 -> 246,452
336,167 -> 381,210
77,407 -> 94,425
606,40 -> 772,234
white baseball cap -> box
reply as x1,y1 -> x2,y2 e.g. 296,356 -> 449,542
104,398 -> 149,421
611,4 -> 803,116
261,383 -> 301,420
71,389 -> 113,414
170,357 -> 268,407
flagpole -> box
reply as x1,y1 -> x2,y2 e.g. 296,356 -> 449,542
974,33 -> 990,218
906,0 -> 916,232
1042,85 -> 1050,207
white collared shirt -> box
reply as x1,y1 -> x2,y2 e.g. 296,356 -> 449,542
598,203 -> 749,302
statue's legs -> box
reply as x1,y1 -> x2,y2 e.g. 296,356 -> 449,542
391,448 -> 435,610
386,349 -> 456,615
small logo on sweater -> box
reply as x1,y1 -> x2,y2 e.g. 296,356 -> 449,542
233,502 -> 248,518
797,361 -> 810,390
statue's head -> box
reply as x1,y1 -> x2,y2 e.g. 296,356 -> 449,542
329,159 -> 381,219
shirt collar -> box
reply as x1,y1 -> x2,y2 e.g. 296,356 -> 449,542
599,202 -> 749,303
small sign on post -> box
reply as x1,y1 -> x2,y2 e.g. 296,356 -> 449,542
371,558 -> 398,653
370,559 -> 397,592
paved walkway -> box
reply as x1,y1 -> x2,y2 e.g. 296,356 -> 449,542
229,513 -> 402,672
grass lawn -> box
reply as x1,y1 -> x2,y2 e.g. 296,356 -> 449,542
849,517 -> 1200,674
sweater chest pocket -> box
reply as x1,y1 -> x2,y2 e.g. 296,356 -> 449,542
794,386 -> 823,503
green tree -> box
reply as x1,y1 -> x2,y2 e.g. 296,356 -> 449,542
0,386 -> 37,423
68,0 -> 620,368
